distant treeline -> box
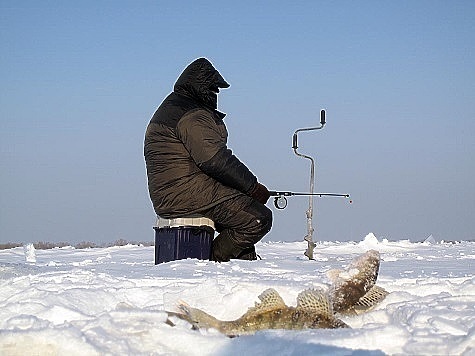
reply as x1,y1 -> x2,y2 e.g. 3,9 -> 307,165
0,239 -> 155,250
1,239 -> 473,251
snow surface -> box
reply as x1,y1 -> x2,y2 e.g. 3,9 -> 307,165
0,233 -> 474,355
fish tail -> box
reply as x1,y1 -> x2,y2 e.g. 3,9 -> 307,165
178,302 -> 222,331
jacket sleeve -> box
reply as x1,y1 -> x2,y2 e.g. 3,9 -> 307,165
176,110 -> 257,194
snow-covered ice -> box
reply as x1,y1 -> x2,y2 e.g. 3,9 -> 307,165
0,233 -> 474,355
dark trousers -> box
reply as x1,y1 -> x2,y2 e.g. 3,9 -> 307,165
200,194 -> 272,262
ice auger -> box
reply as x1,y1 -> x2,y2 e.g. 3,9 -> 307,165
273,110 -> 350,260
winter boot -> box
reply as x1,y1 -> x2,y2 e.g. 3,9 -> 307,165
210,233 -> 241,262
236,246 -> 259,260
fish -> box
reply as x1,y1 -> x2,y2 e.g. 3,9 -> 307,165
327,249 -> 389,315
173,288 -> 349,336
167,250 -> 388,336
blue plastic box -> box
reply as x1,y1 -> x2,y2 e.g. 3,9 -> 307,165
154,225 -> 214,264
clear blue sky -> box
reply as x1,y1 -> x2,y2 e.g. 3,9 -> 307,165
1,1 -> 474,244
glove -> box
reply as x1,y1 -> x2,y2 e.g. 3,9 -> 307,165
249,182 -> 271,204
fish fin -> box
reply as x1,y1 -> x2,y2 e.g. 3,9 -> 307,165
354,285 -> 389,312
296,289 -> 333,317
245,288 -> 287,315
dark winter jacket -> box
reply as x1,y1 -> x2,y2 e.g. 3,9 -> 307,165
144,58 -> 258,218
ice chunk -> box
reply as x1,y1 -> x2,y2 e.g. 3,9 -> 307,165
24,243 -> 36,263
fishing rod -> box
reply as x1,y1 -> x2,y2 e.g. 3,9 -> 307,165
269,191 -> 351,210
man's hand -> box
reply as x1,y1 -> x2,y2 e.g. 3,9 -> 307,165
249,182 -> 271,204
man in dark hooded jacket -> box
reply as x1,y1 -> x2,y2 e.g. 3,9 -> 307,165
144,58 -> 272,262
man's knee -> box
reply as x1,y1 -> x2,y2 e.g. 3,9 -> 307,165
245,201 -> 273,241
257,205 -> 272,236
